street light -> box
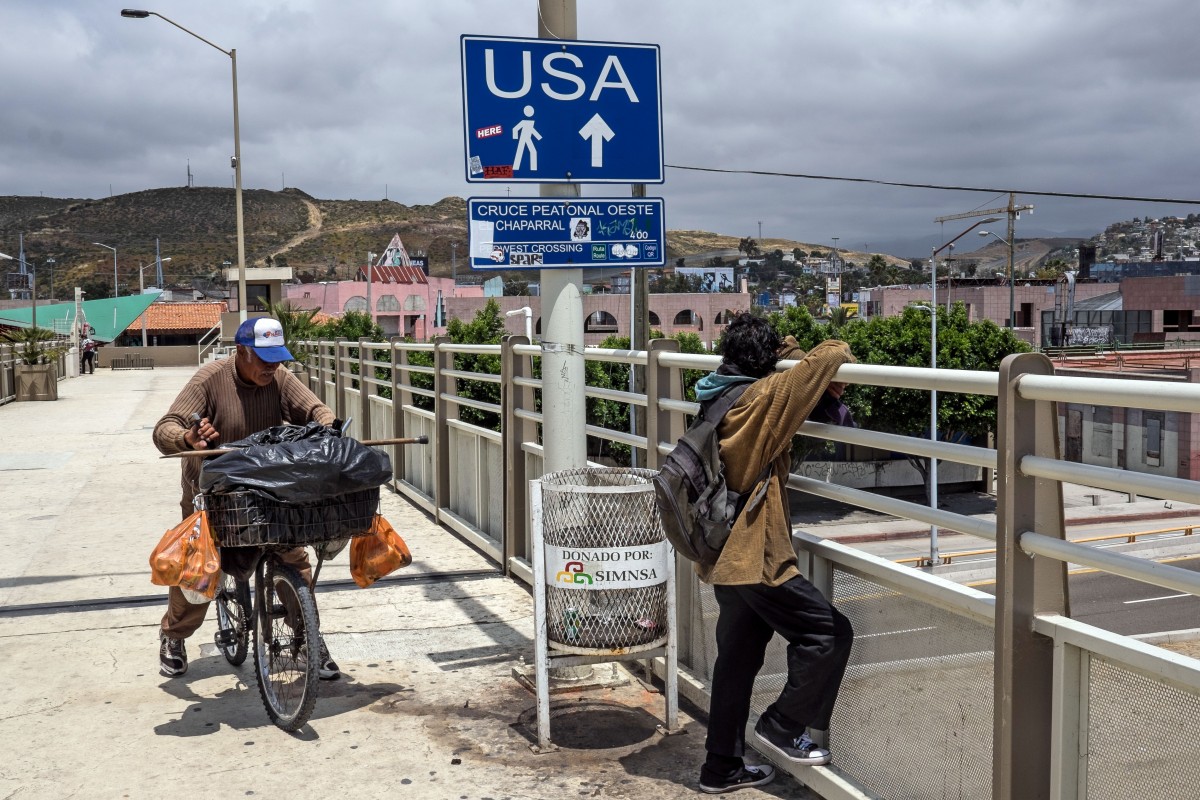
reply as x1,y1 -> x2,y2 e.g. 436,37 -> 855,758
921,216 -> 1001,567
137,257 -> 171,346
94,242 -> 118,297
0,252 -> 35,330
979,229 -> 1015,328
45,258 -> 56,300
121,8 -> 247,323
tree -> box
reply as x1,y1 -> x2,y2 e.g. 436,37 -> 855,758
765,305 -> 829,351
585,330 -> 706,464
444,298 -> 505,429
837,302 -> 1030,505
315,311 -> 386,396
738,237 -> 759,259
267,300 -> 321,361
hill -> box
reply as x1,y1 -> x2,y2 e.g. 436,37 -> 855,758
2,188 -> 1119,297
0,188 -> 917,297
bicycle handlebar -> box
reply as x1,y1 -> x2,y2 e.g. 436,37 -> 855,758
162,435 -> 430,459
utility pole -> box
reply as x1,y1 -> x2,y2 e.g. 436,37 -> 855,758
537,0 -> 586,475
934,194 -> 1032,327
630,183 -> 649,467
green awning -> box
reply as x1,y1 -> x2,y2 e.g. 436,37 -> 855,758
0,294 -> 157,343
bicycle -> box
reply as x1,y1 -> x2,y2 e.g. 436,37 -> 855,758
171,431 -> 426,731
203,488 -> 376,731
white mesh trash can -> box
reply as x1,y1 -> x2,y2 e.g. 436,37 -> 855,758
529,467 -> 679,751
539,467 -> 669,653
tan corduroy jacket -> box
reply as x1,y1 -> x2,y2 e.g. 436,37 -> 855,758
696,339 -> 856,587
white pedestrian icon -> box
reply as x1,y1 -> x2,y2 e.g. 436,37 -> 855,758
513,105 -> 541,171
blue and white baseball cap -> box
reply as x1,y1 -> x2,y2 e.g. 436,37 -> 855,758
234,317 -> 294,363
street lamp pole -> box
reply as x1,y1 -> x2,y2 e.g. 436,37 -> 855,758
94,242 -> 118,297
922,216 -> 1001,567
138,257 -> 171,346
121,9 -> 247,323
46,258 -> 55,301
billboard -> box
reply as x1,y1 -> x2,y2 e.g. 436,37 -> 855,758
675,267 -> 734,292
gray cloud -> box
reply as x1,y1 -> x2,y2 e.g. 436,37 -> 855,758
2,0 -> 1198,255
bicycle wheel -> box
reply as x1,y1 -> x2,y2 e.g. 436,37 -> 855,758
252,560 -> 320,731
213,573 -> 251,666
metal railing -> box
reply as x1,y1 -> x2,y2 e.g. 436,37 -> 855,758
297,336 -> 1200,800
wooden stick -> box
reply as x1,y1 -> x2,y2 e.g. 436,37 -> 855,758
160,435 -> 429,459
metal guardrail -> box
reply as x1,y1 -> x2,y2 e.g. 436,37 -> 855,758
297,337 -> 1200,800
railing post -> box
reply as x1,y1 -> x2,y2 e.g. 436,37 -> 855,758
502,334 -> 532,574
433,336 -> 453,520
357,336 -> 371,440
647,337 -> 695,665
333,337 -> 347,423
994,352 -> 1070,800
645,337 -> 681,471
390,337 -> 405,488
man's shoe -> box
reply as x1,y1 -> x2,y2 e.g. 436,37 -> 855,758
753,718 -> 831,766
317,637 -> 340,680
698,764 -> 776,794
159,633 -> 187,677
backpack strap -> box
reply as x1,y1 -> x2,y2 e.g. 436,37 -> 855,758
699,381 -> 774,519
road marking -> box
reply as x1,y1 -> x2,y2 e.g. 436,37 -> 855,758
857,626 -> 937,639
1123,593 -> 1191,605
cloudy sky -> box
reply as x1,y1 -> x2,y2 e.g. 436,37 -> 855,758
3,0 -> 1198,255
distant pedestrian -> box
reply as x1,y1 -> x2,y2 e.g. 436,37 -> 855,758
694,315 -> 856,794
80,337 -> 97,374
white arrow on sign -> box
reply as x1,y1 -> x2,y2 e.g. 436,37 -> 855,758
579,113 -> 615,168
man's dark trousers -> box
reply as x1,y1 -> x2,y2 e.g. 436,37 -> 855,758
706,575 -> 854,758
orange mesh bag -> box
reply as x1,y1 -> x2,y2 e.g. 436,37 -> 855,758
350,514 -> 412,588
149,511 -> 222,600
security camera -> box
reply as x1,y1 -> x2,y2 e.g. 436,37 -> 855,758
230,156 -> 237,168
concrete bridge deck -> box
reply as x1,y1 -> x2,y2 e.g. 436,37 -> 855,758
0,368 -> 814,799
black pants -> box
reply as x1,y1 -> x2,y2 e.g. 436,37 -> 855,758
705,575 -> 854,759
81,352 -> 94,373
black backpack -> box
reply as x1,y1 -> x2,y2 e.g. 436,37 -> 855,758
652,383 -> 772,565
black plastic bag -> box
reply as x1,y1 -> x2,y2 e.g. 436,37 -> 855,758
199,423 -> 392,502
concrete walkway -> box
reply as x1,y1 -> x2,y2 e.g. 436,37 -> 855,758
0,368 -> 815,800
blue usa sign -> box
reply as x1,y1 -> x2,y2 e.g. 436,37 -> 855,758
460,35 -> 663,184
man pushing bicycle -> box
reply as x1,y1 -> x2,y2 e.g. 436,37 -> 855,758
152,317 -> 340,681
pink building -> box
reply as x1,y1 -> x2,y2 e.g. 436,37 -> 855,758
284,235 -> 482,339
446,291 -> 750,348
858,280 -> 1116,345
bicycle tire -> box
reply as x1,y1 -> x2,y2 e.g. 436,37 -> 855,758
252,560 -> 320,731
213,574 -> 251,666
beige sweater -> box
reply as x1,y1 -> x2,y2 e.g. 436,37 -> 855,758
696,339 -> 856,586
153,357 -> 335,516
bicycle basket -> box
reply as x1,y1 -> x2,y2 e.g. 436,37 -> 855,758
202,487 -> 380,548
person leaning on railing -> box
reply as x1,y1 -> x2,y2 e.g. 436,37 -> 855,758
150,317 -> 341,681
696,314 -> 857,795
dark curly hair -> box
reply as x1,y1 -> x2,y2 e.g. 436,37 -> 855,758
719,312 -> 781,378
